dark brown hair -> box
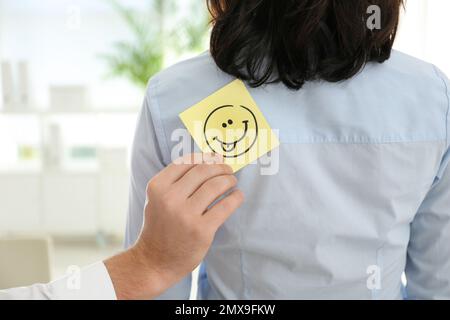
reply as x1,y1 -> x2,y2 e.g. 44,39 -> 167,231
208,0 -> 404,90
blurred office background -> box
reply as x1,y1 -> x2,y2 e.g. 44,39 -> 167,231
0,0 -> 209,294
0,0 -> 449,295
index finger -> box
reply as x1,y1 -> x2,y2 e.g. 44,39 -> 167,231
156,153 -> 223,186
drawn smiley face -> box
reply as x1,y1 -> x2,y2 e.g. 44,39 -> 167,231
203,105 -> 258,158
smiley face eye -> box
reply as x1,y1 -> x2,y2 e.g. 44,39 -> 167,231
222,119 -> 234,128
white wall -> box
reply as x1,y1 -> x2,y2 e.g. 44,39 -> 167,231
396,0 -> 450,74
0,0 -> 146,110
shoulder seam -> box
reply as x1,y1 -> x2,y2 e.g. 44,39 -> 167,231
432,65 -> 450,149
146,77 -> 172,165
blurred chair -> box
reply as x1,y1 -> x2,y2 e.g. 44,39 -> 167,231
0,235 -> 52,290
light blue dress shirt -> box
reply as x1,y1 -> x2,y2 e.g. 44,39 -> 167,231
125,51 -> 450,300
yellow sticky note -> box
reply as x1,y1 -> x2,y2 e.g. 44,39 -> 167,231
179,79 -> 280,172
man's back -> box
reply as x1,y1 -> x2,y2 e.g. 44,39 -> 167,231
125,51 -> 450,299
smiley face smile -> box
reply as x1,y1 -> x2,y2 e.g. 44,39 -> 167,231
213,120 -> 249,152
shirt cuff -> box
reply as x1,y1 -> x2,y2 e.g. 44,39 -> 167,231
48,262 -> 117,300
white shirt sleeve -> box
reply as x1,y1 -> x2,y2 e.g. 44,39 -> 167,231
0,262 -> 117,300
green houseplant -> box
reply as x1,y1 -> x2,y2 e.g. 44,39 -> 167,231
101,0 -> 209,89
